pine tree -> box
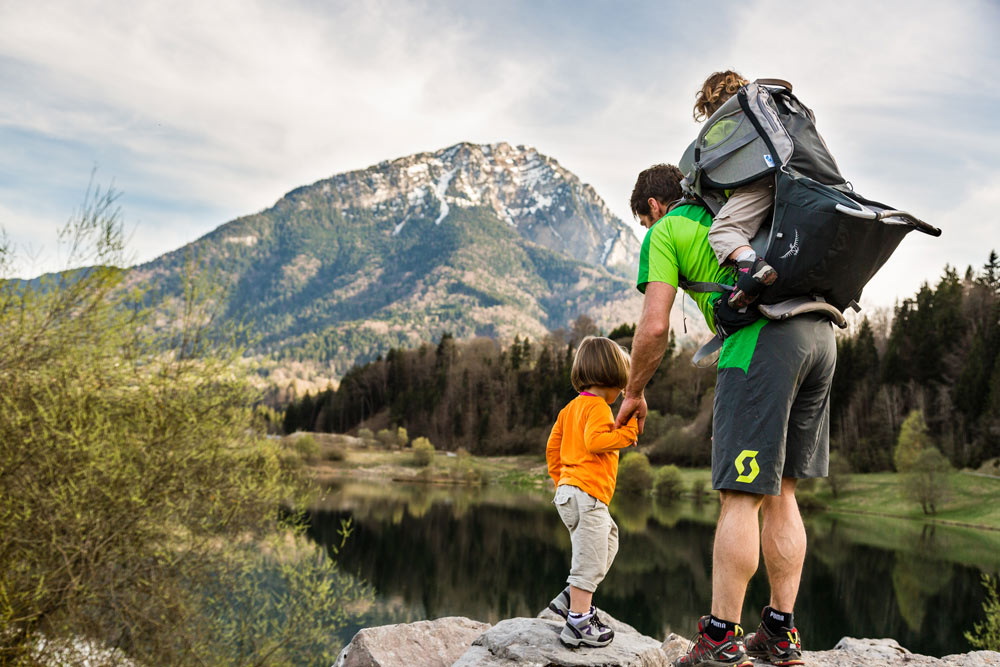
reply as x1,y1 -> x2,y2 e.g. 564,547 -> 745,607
981,249 -> 1000,294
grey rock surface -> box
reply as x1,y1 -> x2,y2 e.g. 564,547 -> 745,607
452,609 -> 670,667
333,616 -> 490,667
660,634 -> 1000,666
334,613 -> 1000,667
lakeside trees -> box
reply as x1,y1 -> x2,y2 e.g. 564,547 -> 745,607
285,254 -> 1000,472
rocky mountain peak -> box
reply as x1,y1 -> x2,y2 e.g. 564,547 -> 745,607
287,141 -> 639,276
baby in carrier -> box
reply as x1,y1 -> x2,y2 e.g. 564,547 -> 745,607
694,70 -> 778,309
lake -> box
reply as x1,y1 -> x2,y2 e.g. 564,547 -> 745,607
306,480 -> 999,657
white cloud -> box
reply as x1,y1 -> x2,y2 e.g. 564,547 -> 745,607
0,0 -> 997,308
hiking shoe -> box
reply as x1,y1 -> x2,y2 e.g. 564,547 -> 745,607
673,615 -> 751,667
560,609 -> 614,648
745,618 -> 804,666
548,586 -> 570,619
728,257 -> 778,309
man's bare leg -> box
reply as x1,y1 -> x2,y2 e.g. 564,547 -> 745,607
712,490 -> 765,621
760,477 -> 806,612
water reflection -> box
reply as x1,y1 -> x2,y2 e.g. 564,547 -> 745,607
307,481 -> 998,657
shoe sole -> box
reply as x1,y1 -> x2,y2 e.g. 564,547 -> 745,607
747,646 -> 804,665
746,657 -> 802,666
559,627 -> 613,649
559,637 -> 614,649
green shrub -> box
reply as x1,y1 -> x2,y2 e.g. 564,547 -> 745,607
357,427 -> 375,445
0,186 -> 367,664
617,452 -> 653,494
966,574 -> 1000,651
396,426 -> 409,448
413,437 -> 435,467
376,428 -> 397,448
649,423 -> 705,466
691,478 -> 707,501
293,434 -> 320,463
653,465 -> 684,499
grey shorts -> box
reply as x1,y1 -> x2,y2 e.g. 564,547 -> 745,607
712,314 -> 836,495
553,484 -> 619,593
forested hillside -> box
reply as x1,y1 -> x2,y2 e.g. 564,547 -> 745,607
284,253 -> 1000,471
130,142 -> 644,373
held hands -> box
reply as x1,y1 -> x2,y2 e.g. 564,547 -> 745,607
615,394 -> 647,435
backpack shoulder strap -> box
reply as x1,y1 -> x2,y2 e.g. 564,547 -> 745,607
755,78 -> 793,91
678,279 -> 734,294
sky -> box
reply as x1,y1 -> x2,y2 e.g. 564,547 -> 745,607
1,0 -> 999,307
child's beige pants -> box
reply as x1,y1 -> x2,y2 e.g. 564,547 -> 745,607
554,484 -> 618,593
707,176 -> 775,265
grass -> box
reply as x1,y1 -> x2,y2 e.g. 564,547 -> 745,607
812,471 -> 1000,530
295,435 -> 1000,532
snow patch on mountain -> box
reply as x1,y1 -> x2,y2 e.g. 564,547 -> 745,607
434,169 -> 457,225
312,142 -> 640,275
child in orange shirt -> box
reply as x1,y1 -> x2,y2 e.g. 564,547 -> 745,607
545,336 -> 639,648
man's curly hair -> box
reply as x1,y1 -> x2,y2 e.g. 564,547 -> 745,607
630,164 -> 684,217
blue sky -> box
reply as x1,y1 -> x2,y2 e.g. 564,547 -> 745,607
1,0 -> 999,307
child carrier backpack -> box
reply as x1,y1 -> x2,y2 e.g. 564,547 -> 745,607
677,79 -> 941,319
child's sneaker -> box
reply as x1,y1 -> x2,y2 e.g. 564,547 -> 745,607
673,615 -> 752,667
548,586 -> 571,619
744,615 -> 804,666
728,256 -> 778,309
560,607 -> 615,648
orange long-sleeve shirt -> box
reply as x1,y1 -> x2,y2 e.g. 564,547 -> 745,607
545,394 -> 639,505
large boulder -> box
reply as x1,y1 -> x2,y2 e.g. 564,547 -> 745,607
452,608 -> 670,667
333,613 -> 1000,667
658,635 -> 1000,667
333,616 -> 491,667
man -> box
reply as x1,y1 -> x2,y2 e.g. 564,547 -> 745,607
615,164 -> 834,667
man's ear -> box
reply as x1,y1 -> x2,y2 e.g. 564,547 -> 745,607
647,197 -> 665,219
647,197 -> 659,217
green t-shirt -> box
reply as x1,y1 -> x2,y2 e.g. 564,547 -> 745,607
636,203 -> 734,333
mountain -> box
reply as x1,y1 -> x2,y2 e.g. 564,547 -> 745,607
131,142 -> 666,374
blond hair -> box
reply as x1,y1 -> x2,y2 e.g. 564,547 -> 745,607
571,336 -> 630,392
693,70 -> 749,122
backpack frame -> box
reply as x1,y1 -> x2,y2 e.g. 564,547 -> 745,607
678,79 -> 941,315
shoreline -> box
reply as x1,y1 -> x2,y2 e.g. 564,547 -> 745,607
285,433 -> 1000,534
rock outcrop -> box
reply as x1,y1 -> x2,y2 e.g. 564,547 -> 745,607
333,616 -> 491,667
335,611 -> 1000,667
453,608 -> 668,666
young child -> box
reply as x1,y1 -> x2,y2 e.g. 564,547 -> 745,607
694,70 -> 778,309
545,336 -> 639,648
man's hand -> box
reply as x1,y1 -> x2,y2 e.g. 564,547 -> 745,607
615,394 -> 647,434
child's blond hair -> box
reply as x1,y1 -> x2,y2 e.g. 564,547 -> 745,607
571,336 -> 631,392
693,70 -> 749,121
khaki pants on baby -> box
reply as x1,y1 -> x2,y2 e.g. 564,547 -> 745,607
707,176 -> 775,265
554,484 -> 619,593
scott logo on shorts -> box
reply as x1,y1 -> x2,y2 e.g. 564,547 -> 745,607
734,450 -> 760,483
